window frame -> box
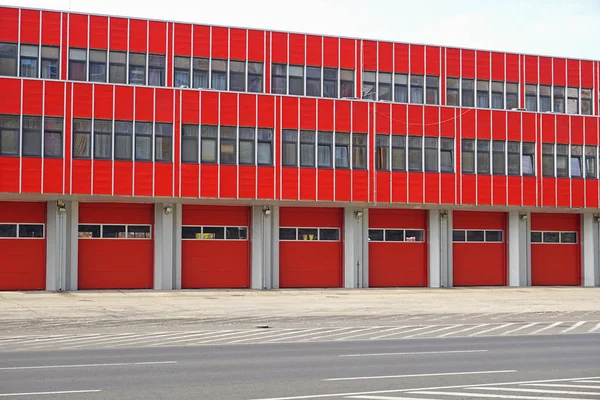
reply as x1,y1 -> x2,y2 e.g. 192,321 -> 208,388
362,70 -> 376,100
461,139 -> 475,174
229,60 -> 246,92
306,66 -> 322,97
72,118 -> 92,159
424,136 -> 438,172
201,125 -> 218,163
134,121 -> 153,161
395,73 -> 409,103
128,52 -> 147,85
211,59 -> 228,90
375,134 -> 390,171
492,140 -> 505,175
282,129 -> 298,167
461,78 -> 475,107
0,114 -> 19,156
300,130 -> 316,168
425,76 -> 439,105
340,69 -> 354,98
19,44 -> 39,78
507,141 -> 521,176
407,135 -> 423,172
391,135 -> 406,171
174,56 -> 191,88
410,75 -> 424,104
271,63 -> 287,95
335,132 -> 350,169
506,82 -> 519,110
93,119 -> 112,160
22,116 -> 42,157
219,126 -> 237,165
556,143 -> 569,177
317,131 -> 333,168
542,143 -> 555,177
192,57 -> 209,89
68,48 -> 87,81
446,77 -> 460,106
522,142 -> 535,176
181,124 -> 199,164
248,62 -> 264,93
108,50 -> 126,84
352,133 -> 368,170
476,80 -> 489,108
154,123 -> 172,162
40,45 -> 60,80
43,117 -> 64,158
525,84 -> 538,112
238,127 -> 255,166
585,145 -> 597,178
378,72 -> 392,101
477,139 -> 491,174
0,42 -> 18,77
89,49 -> 107,83
148,54 -> 165,86
257,128 -> 273,166
114,120 -> 133,160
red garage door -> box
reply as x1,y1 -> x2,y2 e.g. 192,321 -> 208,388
78,203 -> 153,289
368,209 -> 427,287
182,205 -> 250,289
531,213 -> 580,286
0,202 -> 46,291
453,211 -> 506,286
279,207 -> 343,288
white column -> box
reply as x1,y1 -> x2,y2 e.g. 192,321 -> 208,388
172,203 -> 183,290
46,200 -> 67,291
361,208 -> 369,288
429,209 -> 451,288
270,206 -> 280,289
154,203 -> 174,290
508,211 -> 529,287
581,213 -> 598,287
344,207 -> 366,288
65,201 -> 79,291
251,206 -> 277,289
442,209 -> 452,288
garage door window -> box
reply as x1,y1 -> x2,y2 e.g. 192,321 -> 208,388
0,223 -> 44,238
368,229 -> 424,242
182,226 -> 248,240
279,227 -> 340,241
78,224 -> 151,239
531,231 -> 577,244
453,230 -> 503,242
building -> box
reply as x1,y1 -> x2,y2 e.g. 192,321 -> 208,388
0,5 -> 599,291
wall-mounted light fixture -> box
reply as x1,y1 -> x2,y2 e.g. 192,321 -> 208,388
57,200 -> 66,215
262,205 -> 272,217
163,205 -> 173,215
594,214 -> 600,223
439,210 -> 448,220
354,210 -> 363,220
519,213 -> 528,221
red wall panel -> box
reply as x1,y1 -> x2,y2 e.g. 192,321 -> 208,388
258,95 -> 275,128
43,159 -> 63,194
553,58 -> 566,86
135,87 -> 154,122
41,11 -> 61,46
394,43 -> 409,73
300,98 -> 316,130
362,40 -> 377,71
505,53 -> 519,82
257,166 -> 275,199
129,19 -> 148,53
289,33 -> 305,65
556,114 -> 569,143
211,26 -> 228,59
239,94 -> 256,127
271,31 -> 287,64
507,112 -> 521,141
219,165 -> 237,199
239,166 -> 256,199
391,172 -> 407,203
247,29 -> 264,62
523,176 -> 537,206
476,109 -> 491,139
282,97 -> 299,129
0,7 -> 19,42
154,163 -> 173,197
491,110 -> 506,140
318,169 -> 334,201
93,160 -> 112,195
219,92 -> 237,126
193,25 -> 210,57
44,80 -> 64,116
109,17 -> 128,51
68,13 -> 88,49
424,106 -> 438,137
539,57 -> 552,85
491,52 -> 504,81
148,20 -> 166,54
522,112 -> 536,143
424,173 -> 439,204
318,99 -> 334,131
353,102 -> 369,133
426,46 -> 440,76
410,45 -> 425,75
340,38 -> 355,69
113,161 -> 133,196
376,103 -> 390,134
306,35 -> 322,66
581,60 -> 593,88
446,48 -> 460,77
181,90 -> 200,124
378,41 -> 393,72
0,78 -> 20,115
114,86 -> 133,120
181,164 -> 199,198
72,83 -> 92,118
461,174 -> 476,205
201,91 -> 218,125
323,36 -> 339,68
71,159 -> 92,194
525,55 -> 538,83
174,23 -> 192,56
335,100 -> 351,132
229,28 -> 246,61
20,158 -> 41,194
476,51 -> 490,80
22,80 -> 43,115
281,168 -> 298,200
567,59 -> 580,87
461,49 -> 475,78
134,162 -> 153,197
94,84 -> 113,120
0,158 -> 19,193
20,9 -> 41,44
299,168 -> 316,200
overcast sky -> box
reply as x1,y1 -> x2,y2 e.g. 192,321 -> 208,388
4,0 -> 600,60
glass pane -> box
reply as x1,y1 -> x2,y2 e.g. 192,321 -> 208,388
127,225 -> 151,239
530,232 -> 542,243
385,230 -> 404,242
561,232 -> 577,244
102,225 -> 126,238
78,224 -> 100,238
368,229 -> 384,241
279,228 -> 296,240
467,230 -> 485,242
453,230 -> 466,242
486,231 -> 503,242
203,226 -> 225,239
94,133 -> 111,159
298,228 -> 318,241
543,232 -> 559,243
182,226 -> 202,239
135,136 -> 152,160
115,135 -> 132,160
18,224 -> 44,238
405,230 -> 424,242
319,228 -> 339,241
226,227 -> 241,240
0,224 -> 17,238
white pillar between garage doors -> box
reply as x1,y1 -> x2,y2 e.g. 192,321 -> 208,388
581,213 -> 599,287
508,211 -> 529,287
428,209 -> 451,288
46,200 -> 78,291
343,207 -> 368,289
154,203 -> 174,290
251,206 -> 278,289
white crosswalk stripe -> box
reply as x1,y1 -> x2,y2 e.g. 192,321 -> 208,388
0,320 -> 598,352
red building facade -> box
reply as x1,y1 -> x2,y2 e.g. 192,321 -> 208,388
0,6 -> 598,291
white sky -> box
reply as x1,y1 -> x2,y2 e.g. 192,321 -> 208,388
4,0 -> 600,60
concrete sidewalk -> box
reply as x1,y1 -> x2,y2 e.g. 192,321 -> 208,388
1,288 -> 599,323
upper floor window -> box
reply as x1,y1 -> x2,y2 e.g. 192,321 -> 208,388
282,130 -> 297,167
174,56 -> 191,88
506,82 -> 518,110
476,80 -> 489,108
109,51 -> 126,84
155,123 -> 172,162
375,135 -> 389,170
239,127 -> 255,165
461,79 -> 474,107
446,77 -> 459,106
317,131 -> 333,168
0,115 -> 19,156
581,89 -> 592,115
323,68 -> 338,98
585,146 -> 597,178
44,117 -> 63,158
211,59 -> 227,90
508,141 -> 520,175
553,86 -> 565,113
306,67 -> 321,97
41,46 -> 59,80
258,128 -> 273,165
148,54 -> 165,86
525,84 -> 537,112
362,71 -> 376,100
410,75 -> 424,104
440,138 -> 454,173
271,63 -> 287,95
340,69 -> 354,98
492,140 -> 505,175
219,126 -> 236,164
134,122 -> 152,161
542,143 -> 554,177
229,60 -> 245,92
477,139 -> 490,174
248,62 -> 264,93
193,57 -> 209,89
378,72 -> 392,101
22,116 -> 42,157
335,132 -> 350,169
567,87 -> 579,114
392,135 -> 406,171
114,121 -> 133,160
395,73 -> 408,103
408,136 -> 422,172
0,43 -> 17,77
181,124 -> 199,163
201,125 -> 218,163
571,145 -> 583,178
89,50 -> 107,83
289,65 -> 304,96
73,118 -> 91,159
491,81 -> 503,109
69,48 -> 87,81
426,76 -> 439,105
424,137 -> 438,172
462,139 -> 475,173
352,133 -> 368,169
522,142 -> 535,175
300,130 -> 315,167
94,119 -> 112,159
129,53 -> 146,85
540,85 -> 551,112
556,144 -> 569,177
20,45 -> 38,78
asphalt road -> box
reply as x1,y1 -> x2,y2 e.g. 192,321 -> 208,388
0,334 -> 599,399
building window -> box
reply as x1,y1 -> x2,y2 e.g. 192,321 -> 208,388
229,60 -> 246,92
114,121 -> 133,160
239,127 -> 255,165
289,65 -> 304,96
192,57 -> 209,89
446,77 -> 460,106
426,76 -> 439,105
506,82 -> 519,110
542,143 -> 554,177
362,71 -> 376,100
322,68 -> 337,98
556,144 -> 569,177
585,145 -> 597,178
211,59 -> 227,90
300,130 -> 315,167
0,115 -> 19,156
181,124 -> 199,163
201,125 -> 218,163
378,72 -> 392,101
424,137 -> 438,172
94,119 -> 112,159
567,87 -> 579,114
392,135 -> 406,171
44,117 -> 63,157
554,86 -> 565,113
69,48 -> 87,81
88,50 -> 107,83
271,63 -> 287,94
20,44 -> 38,78
340,69 -> 354,98
335,132 -> 350,169
109,51 -> 126,84
395,73 -> 408,103
477,139 -> 490,174
440,138 -> 454,173
306,66 -> 321,97
41,46 -> 59,79
134,122 -> 152,161
491,81 -> 504,109
376,135 -> 389,170
248,62 -> 263,93
539,85 -> 551,112
219,126 -> 236,164
174,56 -> 190,88
522,142 -> 535,175
22,116 -> 42,157
408,136 -> 422,172
525,84 -> 537,112
462,139 -> 475,173
507,141 -> 520,175
148,54 -> 165,86
476,80 -> 489,108
353,133 -> 368,169
317,131 -> 333,168
0,42 -> 18,76
282,129 -> 297,167
129,53 -> 146,85
462,79 -> 475,107
492,140 -> 505,175
410,75 -> 424,104
258,128 -> 273,165
155,123 -> 172,162
73,118 -> 91,159
571,145 -> 582,178
581,89 -> 592,115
